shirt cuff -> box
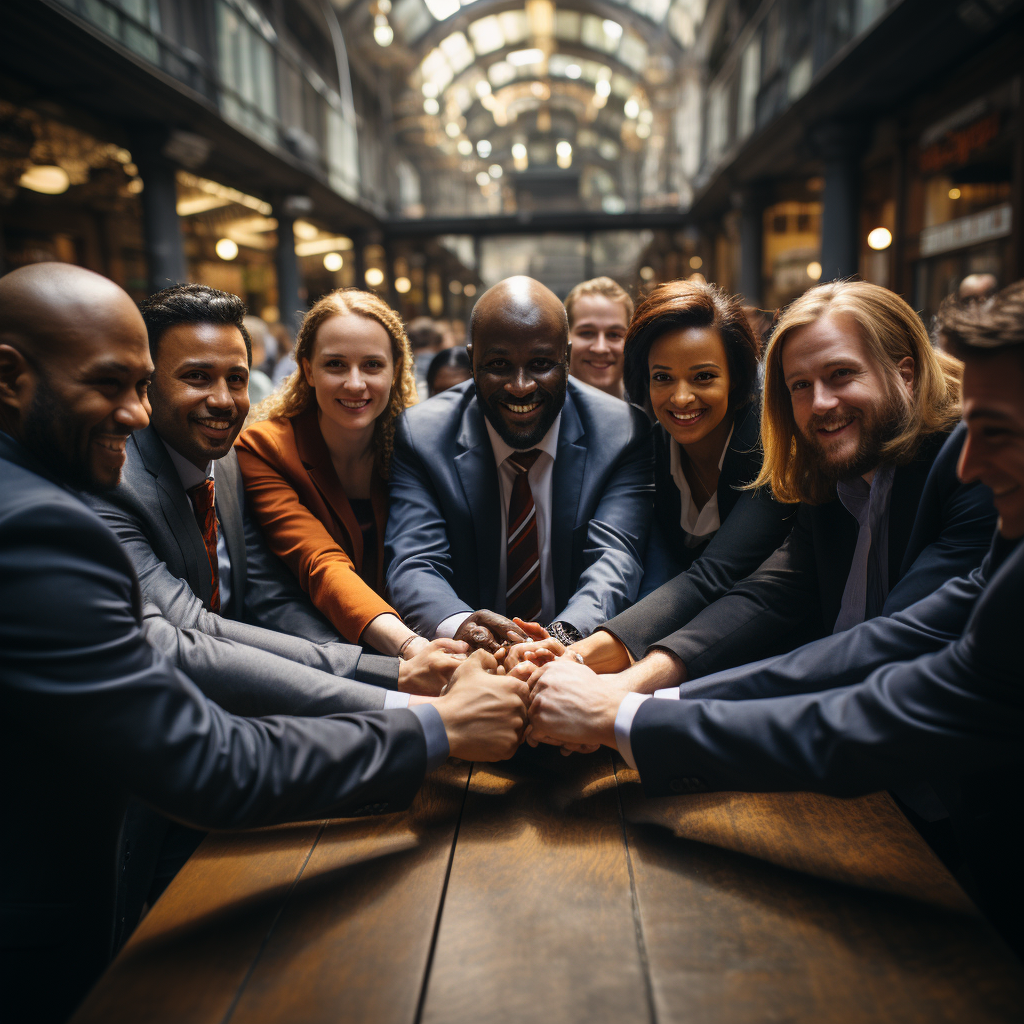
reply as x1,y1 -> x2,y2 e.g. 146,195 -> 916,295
409,702 -> 450,772
613,692 -> 652,770
653,687 -> 681,699
383,689 -> 411,710
434,611 -> 473,639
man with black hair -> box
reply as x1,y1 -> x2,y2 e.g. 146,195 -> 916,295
88,284 -> 463,710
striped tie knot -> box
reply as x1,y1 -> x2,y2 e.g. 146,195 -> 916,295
507,449 -> 541,476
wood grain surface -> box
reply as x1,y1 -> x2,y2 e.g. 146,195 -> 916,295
70,751 -> 1024,1024
617,764 -> 1024,1024
418,746 -> 652,1024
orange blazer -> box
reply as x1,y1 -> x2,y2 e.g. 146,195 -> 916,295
235,407 -> 397,643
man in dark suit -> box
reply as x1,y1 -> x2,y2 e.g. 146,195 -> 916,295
559,280 -> 995,686
385,276 -> 654,652
0,263 -> 528,1023
88,284 -> 461,711
524,281 -> 1024,952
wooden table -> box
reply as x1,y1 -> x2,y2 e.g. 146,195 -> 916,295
72,747 -> 1024,1024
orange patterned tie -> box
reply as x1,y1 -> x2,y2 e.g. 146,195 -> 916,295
186,479 -> 220,613
505,449 -> 542,621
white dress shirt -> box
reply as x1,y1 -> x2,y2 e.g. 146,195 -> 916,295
163,441 -> 232,614
667,425 -> 734,549
614,689 -> 680,768
435,412 -> 563,638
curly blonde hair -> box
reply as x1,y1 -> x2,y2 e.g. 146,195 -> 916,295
251,289 -> 418,477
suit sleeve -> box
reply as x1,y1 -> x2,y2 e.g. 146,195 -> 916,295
675,559 -> 988,702
140,604 -> 392,713
632,544 -> 1023,797
651,508 -> 822,678
558,409 -> 655,635
234,444 -> 398,644
384,414 -> 474,636
602,486 -> 796,659
1,502 -> 426,828
90,495 -> 400,690
883,479 -> 996,614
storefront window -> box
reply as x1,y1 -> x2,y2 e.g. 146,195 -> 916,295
762,199 -> 821,310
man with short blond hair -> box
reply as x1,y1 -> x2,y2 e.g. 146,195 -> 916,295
565,276 -> 633,398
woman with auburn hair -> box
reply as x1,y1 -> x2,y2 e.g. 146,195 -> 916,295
753,279 -> 963,505
561,279 -> 794,673
236,289 -> 466,674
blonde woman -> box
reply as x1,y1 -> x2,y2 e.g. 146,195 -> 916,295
236,289 -> 467,683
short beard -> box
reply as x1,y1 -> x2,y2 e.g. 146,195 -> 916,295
479,374 -> 567,450
21,378 -> 114,493
799,391 -> 908,487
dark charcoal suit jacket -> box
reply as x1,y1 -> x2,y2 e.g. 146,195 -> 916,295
87,425 -> 399,712
620,400 -> 797,610
630,532 -> 1024,951
0,432 -> 427,1024
385,378 -> 655,637
611,424 -> 996,674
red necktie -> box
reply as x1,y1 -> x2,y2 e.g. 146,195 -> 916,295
505,449 -> 542,622
187,479 -> 221,614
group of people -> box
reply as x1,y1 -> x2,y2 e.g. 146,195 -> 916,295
1,257 -> 1022,1022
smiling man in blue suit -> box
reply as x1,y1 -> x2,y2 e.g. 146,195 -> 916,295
386,276 -> 654,652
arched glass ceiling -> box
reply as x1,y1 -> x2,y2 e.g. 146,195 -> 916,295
388,0 -> 708,46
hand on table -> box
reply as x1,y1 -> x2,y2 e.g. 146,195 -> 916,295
454,610 -> 531,654
524,658 -> 627,754
434,649 -> 530,761
397,639 -> 470,696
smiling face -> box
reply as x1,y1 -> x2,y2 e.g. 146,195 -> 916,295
958,350 -> 1024,539
569,294 -> 629,395
148,323 -> 250,469
21,318 -> 153,491
648,327 -> 732,448
782,312 -> 913,482
471,322 -> 568,449
302,313 -> 394,436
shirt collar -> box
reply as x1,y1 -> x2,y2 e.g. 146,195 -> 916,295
161,438 -> 213,491
484,410 -> 562,467
837,463 -> 895,523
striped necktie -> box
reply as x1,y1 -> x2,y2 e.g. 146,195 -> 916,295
505,449 -> 542,622
186,478 -> 221,614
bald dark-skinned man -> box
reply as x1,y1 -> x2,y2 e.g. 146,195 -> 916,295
386,275 -> 655,651
0,264 -> 529,1023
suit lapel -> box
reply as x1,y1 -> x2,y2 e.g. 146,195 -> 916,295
293,408 -> 363,568
454,402 -> 501,607
214,451 -> 248,613
550,394 -> 586,612
137,427 -> 213,606
888,447 -> 933,585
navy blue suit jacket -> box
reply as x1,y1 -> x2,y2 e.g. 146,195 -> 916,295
0,432 -> 427,1023
385,379 -> 654,636
648,425 -> 997,676
630,532 -> 1024,947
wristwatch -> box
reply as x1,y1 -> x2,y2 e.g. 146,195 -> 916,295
547,620 -> 583,647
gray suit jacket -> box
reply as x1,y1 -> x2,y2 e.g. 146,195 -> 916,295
87,426 -> 399,712
385,379 -> 654,637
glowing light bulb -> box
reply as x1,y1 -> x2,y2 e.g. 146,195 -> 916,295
215,238 -> 238,260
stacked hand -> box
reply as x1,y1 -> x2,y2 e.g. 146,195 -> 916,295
397,637 -> 471,696
432,649 -> 530,761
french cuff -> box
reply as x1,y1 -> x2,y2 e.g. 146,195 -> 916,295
614,692 -> 652,770
409,702 -> 450,772
434,610 -> 473,639
383,690 -> 411,710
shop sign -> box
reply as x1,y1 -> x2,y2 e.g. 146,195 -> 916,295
919,111 -> 1002,174
919,203 -> 1012,257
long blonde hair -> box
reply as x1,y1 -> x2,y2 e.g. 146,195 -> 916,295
252,289 -> 417,477
752,281 -> 962,505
